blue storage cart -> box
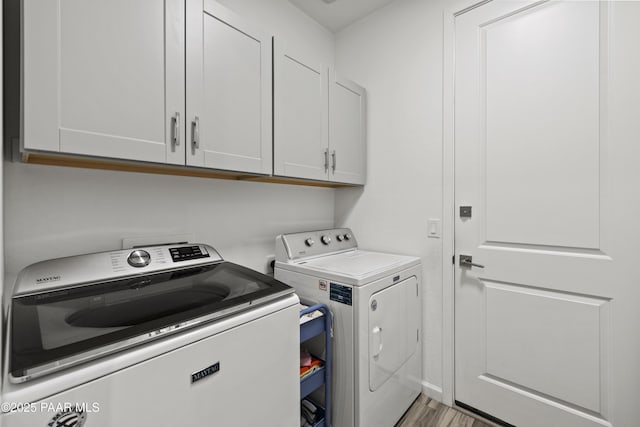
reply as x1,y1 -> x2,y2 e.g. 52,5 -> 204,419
300,303 -> 332,427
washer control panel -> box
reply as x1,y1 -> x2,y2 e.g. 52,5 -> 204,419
127,250 -> 151,268
277,228 -> 357,261
169,245 -> 210,263
14,244 -> 223,297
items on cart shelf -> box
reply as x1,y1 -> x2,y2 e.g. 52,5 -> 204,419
301,398 -> 319,426
300,348 -> 312,366
299,304 -> 325,324
300,354 -> 323,380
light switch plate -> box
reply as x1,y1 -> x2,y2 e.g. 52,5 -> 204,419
427,219 -> 441,238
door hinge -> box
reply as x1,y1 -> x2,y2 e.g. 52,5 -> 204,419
452,255 -> 455,265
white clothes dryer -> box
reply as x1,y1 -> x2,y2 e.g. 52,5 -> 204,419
275,228 -> 422,427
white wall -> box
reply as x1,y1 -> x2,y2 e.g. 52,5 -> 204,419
217,0 -> 335,66
4,162 -> 333,277
3,1 -> 336,283
334,0 -> 447,399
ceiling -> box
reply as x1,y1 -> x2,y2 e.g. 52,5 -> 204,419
288,0 -> 398,33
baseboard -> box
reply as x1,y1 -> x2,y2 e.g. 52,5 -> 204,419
422,381 -> 443,402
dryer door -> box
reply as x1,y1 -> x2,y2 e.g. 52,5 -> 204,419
368,276 -> 419,391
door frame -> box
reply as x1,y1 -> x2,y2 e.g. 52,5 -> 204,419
441,0 -> 493,407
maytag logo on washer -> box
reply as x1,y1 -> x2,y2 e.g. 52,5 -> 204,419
47,409 -> 87,427
191,361 -> 220,384
36,275 -> 61,284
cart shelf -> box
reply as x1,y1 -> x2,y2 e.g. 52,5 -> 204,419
300,303 -> 331,427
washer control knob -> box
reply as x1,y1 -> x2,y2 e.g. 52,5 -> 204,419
321,235 -> 332,245
336,234 -> 344,242
344,233 -> 352,241
305,238 -> 315,247
127,250 -> 151,268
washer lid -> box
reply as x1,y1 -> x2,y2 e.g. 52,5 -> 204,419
296,250 -> 420,283
9,259 -> 293,383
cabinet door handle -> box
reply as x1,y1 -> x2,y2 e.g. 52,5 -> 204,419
192,116 -> 200,151
324,149 -> 329,173
331,150 -> 336,173
171,112 -> 180,147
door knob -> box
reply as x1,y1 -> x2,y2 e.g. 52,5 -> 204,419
460,254 -> 484,269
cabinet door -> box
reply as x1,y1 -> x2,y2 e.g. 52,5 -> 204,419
329,72 -> 367,185
273,39 -> 329,181
186,0 -> 272,175
23,0 -> 185,165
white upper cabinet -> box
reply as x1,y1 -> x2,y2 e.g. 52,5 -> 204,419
273,40 -> 329,181
329,72 -> 366,185
274,41 -> 366,185
186,0 -> 272,175
23,0 -> 186,165
22,1 -> 365,185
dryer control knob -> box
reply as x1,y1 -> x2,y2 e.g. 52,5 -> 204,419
321,235 -> 332,245
344,233 -> 352,241
336,234 -> 344,242
127,250 -> 151,268
305,238 -> 315,247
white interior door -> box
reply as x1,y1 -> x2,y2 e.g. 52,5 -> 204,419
186,0 -> 272,174
454,1 -> 640,426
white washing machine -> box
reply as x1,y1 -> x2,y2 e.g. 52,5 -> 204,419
2,243 -> 299,426
275,228 -> 422,427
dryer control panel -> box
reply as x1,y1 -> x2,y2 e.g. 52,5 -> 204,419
276,228 -> 358,262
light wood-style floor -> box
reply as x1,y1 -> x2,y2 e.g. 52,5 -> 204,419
396,395 -> 494,427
